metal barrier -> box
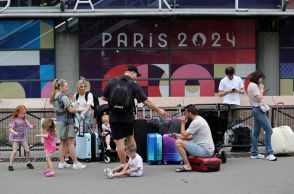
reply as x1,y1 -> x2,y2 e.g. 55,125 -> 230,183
271,105 -> 294,128
1,105 -> 293,158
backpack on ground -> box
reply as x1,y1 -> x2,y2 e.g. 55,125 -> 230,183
109,77 -> 134,113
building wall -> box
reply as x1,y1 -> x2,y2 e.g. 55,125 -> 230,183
1,16 -> 293,98
258,32 -> 280,95
55,31 -> 80,94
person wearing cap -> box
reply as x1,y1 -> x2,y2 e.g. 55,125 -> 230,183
102,65 -> 168,170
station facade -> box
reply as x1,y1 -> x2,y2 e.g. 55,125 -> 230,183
0,0 -> 293,98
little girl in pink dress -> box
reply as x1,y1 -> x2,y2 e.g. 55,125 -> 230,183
36,118 -> 57,177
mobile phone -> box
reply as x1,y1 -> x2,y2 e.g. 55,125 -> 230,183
171,133 -> 177,138
232,88 -> 235,91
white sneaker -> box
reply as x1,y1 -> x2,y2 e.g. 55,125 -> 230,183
250,154 -> 265,159
73,162 -> 86,169
104,168 -> 111,174
266,154 -> 277,161
58,161 -> 71,169
108,171 -> 114,179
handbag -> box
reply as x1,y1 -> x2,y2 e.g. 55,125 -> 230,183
259,101 -> 270,112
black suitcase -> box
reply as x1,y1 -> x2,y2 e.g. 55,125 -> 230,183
134,118 -> 149,162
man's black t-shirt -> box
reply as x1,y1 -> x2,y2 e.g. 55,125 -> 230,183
102,75 -> 148,123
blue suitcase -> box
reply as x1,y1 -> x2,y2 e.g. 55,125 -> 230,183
147,133 -> 162,165
76,131 -> 100,162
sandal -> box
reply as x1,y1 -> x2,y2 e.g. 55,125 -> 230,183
175,166 -> 192,172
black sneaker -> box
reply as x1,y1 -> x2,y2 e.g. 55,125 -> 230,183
27,163 -> 34,169
65,156 -> 74,164
8,165 -> 14,171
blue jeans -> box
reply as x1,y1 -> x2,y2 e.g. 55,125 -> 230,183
251,107 -> 273,156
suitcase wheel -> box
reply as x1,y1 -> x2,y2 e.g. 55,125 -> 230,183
104,156 -> 111,163
220,151 -> 227,163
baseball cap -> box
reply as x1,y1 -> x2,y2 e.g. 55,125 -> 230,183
125,66 -> 142,77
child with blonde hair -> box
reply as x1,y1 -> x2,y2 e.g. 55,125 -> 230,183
36,118 -> 57,177
101,114 -> 113,151
105,145 -> 143,179
8,105 -> 36,171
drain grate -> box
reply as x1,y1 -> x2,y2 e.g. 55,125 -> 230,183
226,153 -> 251,158
0,157 -> 60,163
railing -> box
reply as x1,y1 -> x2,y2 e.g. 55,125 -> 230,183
0,110 -> 55,156
271,105 -> 294,128
1,105 -> 293,158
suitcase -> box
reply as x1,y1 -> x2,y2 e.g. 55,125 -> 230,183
162,134 -> 182,164
271,102 -> 294,154
76,130 -> 100,162
147,133 -> 162,164
134,118 -> 149,161
272,125 -> 294,154
188,156 -> 221,172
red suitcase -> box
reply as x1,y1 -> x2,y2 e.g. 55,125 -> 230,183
188,156 -> 221,172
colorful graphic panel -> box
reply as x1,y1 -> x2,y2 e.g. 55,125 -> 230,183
280,19 -> 294,96
0,19 -> 55,99
80,18 -> 256,97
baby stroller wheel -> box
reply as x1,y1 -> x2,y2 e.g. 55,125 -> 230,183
103,156 -> 111,163
220,151 -> 227,163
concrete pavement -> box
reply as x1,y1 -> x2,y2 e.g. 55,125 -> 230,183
0,156 -> 294,194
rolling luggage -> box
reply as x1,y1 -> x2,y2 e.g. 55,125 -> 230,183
134,106 -> 157,161
271,102 -> 294,154
76,129 -> 100,162
188,156 -> 221,172
162,134 -> 182,164
134,118 -> 149,161
147,133 -> 162,164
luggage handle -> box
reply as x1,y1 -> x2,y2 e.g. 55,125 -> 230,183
274,100 -> 285,127
78,119 -> 86,137
135,105 -> 153,119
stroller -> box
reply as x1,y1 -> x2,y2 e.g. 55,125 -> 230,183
96,104 -> 118,163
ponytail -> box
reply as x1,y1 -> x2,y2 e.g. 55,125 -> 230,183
50,79 -> 67,104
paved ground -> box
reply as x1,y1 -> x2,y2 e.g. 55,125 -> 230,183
0,156 -> 294,194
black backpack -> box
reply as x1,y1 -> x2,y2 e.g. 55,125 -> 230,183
75,91 -> 99,111
109,77 -> 134,113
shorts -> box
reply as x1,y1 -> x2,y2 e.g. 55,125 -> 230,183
56,121 -> 76,140
109,122 -> 134,140
130,171 -> 143,177
186,141 -> 211,157
12,140 -> 30,152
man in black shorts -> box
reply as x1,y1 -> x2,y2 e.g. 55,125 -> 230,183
102,66 -> 168,170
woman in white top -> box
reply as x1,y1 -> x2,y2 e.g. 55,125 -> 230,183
247,71 -> 277,161
75,80 -> 95,132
